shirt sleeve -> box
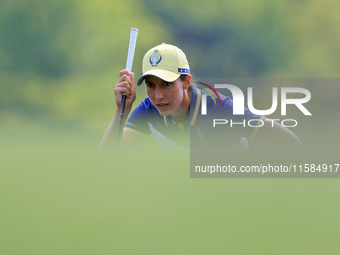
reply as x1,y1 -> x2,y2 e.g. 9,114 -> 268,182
124,100 -> 152,138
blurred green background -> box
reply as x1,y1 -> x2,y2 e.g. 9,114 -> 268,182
1,0 -> 340,254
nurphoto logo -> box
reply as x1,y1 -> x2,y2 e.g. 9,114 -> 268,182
198,83 -> 312,128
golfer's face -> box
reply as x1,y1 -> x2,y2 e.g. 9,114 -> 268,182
145,76 -> 185,116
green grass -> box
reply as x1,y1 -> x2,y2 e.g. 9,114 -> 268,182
1,115 -> 340,254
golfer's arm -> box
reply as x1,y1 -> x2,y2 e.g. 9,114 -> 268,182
122,129 -> 147,146
254,117 -> 302,147
99,107 -> 131,150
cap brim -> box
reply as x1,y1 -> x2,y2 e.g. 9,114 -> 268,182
137,69 -> 180,85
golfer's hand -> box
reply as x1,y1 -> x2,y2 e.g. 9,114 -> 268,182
114,70 -> 136,109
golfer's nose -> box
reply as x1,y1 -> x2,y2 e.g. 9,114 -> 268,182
155,87 -> 164,100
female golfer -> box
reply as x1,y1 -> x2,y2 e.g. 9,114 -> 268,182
100,43 -> 301,150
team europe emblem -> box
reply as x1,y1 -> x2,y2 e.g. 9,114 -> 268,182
149,50 -> 162,67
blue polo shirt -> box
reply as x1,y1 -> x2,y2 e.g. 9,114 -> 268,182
124,85 -> 263,149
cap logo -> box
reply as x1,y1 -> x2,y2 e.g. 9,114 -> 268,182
149,50 -> 162,67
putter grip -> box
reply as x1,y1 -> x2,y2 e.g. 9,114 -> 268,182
117,28 -> 138,144
126,28 -> 138,72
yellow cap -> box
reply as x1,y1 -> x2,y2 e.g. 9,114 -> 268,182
137,43 -> 190,85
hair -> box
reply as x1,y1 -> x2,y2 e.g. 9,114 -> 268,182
180,74 -> 198,88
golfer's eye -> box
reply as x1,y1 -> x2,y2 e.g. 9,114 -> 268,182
164,82 -> 170,86
146,82 -> 155,88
